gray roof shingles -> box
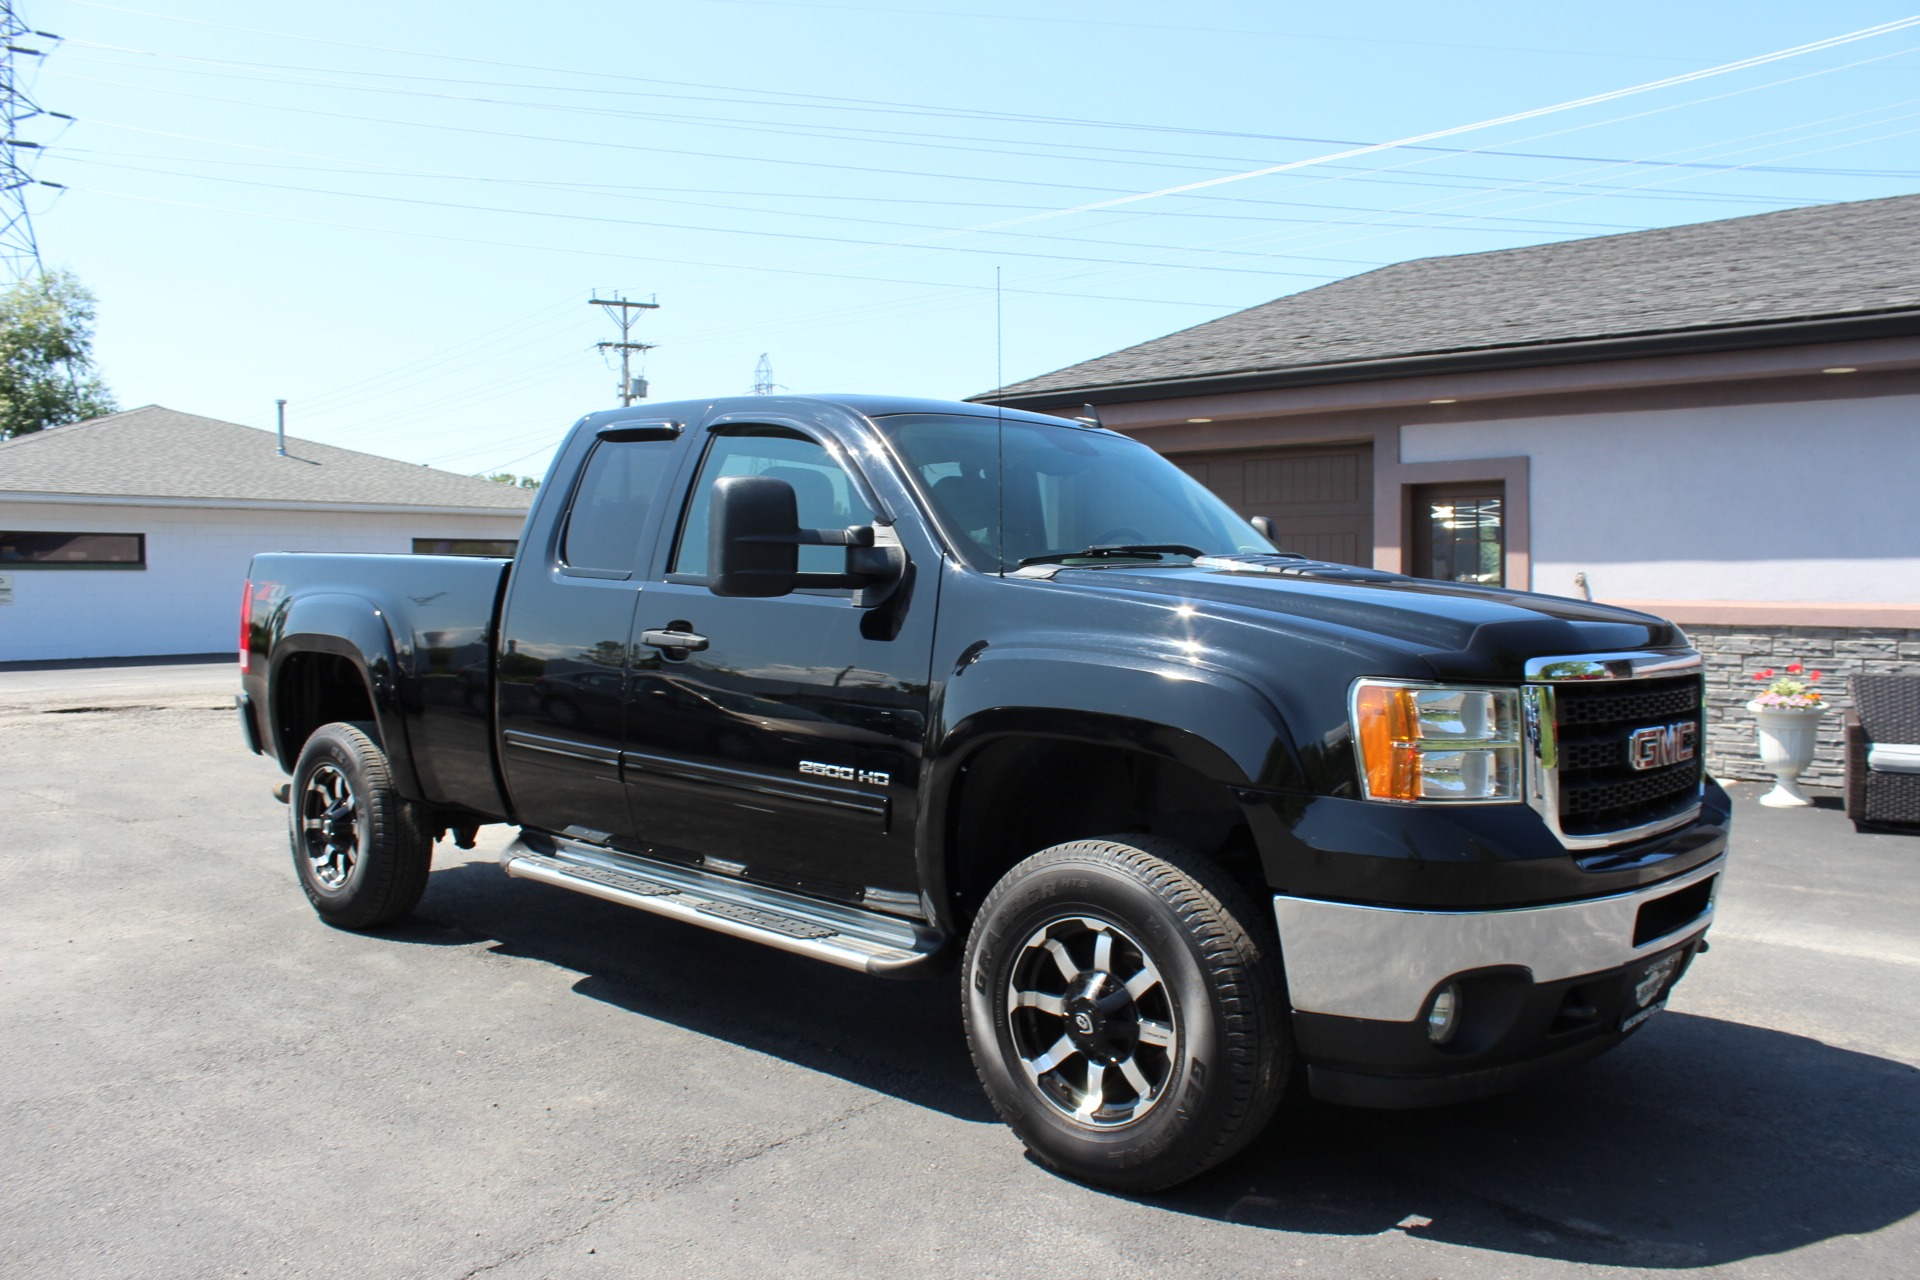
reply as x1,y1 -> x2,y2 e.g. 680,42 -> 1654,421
990,193 -> 1920,400
0,406 -> 536,510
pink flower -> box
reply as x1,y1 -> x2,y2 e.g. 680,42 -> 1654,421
1786,663 -> 1803,674
1756,668 -> 1775,679
1810,670 -> 1823,682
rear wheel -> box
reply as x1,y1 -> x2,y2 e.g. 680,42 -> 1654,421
963,836 -> 1291,1192
289,721 -> 433,929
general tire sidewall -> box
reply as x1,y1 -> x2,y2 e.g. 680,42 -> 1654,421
965,859 -> 1233,1184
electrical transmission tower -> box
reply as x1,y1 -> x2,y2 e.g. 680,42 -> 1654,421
751,353 -> 784,396
1,3 -> 64,281
589,292 -> 659,406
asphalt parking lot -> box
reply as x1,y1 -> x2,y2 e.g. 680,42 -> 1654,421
4,662 -> 1917,1279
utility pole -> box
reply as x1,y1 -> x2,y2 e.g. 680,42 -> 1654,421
1,3 -> 69,282
589,292 -> 659,406
751,353 -> 782,396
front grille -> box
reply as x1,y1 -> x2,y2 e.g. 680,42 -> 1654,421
1551,673 -> 1704,838
1557,682 -> 1702,726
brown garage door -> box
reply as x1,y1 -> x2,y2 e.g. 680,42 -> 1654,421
1174,442 -> 1373,567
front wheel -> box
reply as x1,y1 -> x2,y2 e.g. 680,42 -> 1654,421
962,837 -> 1292,1192
289,721 -> 433,929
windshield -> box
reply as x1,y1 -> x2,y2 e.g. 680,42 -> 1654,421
874,413 -> 1273,570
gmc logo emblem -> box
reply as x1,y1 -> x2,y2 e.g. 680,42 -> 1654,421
1628,721 -> 1698,771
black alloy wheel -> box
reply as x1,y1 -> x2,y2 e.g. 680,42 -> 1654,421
1004,915 -> 1178,1127
297,761 -> 362,890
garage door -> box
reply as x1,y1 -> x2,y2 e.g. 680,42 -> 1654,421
1173,443 -> 1373,567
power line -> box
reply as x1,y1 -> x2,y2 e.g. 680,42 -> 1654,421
61,182 -> 1249,311
951,17 -> 1920,237
56,2 -> 1920,148
56,16 -> 1907,296
57,42 -> 1920,184
49,155 -> 1358,278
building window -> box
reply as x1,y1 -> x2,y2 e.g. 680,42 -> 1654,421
0,531 -> 145,569
1412,484 -> 1504,586
413,538 -> 518,557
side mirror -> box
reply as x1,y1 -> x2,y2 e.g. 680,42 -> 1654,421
709,475 -> 800,597
708,474 -> 909,604
1250,515 -> 1277,543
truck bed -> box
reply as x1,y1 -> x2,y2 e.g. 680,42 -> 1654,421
247,551 -> 513,819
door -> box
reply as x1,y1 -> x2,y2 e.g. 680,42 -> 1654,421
1176,442 -> 1373,566
622,422 -> 930,904
497,430 -> 680,846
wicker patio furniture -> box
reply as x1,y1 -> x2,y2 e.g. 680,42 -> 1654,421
1845,675 -> 1920,830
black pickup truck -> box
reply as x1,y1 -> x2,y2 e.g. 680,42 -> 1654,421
239,393 -> 1727,1191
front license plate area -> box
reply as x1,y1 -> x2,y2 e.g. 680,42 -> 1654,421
1620,947 -> 1690,1030
1620,999 -> 1665,1034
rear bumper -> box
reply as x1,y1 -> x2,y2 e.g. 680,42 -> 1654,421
1275,855 -> 1721,1108
236,692 -> 264,755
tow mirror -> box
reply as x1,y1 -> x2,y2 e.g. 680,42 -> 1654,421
709,475 -> 801,597
708,475 -> 907,604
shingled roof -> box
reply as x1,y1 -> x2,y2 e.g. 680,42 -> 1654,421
0,406 -> 536,512
986,193 -> 1920,406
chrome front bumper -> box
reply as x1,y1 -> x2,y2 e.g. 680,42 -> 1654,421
1274,855 -> 1723,1023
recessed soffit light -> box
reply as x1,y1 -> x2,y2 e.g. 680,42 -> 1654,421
1429,398 -> 1458,405
1822,367 -> 1858,374
1187,417 -> 1213,423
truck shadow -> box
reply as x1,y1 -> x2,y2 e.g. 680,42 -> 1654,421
404,858 -> 997,1123
403,859 -> 1919,1268
1158,1012 -> 1920,1268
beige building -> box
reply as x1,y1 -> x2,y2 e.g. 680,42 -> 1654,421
984,194 -> 1920,787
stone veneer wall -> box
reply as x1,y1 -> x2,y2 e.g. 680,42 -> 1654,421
1690,624 -> 1920,790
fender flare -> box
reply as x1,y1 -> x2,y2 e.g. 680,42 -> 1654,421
269,593 -> 425,801
915,646 -> 1306,929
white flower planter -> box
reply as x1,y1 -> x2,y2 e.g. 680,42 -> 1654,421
1746,701 -> 1828,807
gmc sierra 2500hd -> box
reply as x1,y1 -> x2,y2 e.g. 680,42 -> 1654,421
239,394 -> 1726,1191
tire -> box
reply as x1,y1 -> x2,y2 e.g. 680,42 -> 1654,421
288,721 -> 433,929
963,836 -> 1291,1193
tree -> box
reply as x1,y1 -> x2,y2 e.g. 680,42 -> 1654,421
0,270 -> 116,439
484,472 -> 542,489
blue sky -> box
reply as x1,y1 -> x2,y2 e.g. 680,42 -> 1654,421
19,1 -> 1920,479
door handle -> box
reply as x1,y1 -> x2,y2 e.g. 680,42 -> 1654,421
640,628 -> 709,652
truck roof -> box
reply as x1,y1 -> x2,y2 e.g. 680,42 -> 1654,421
575,393 -> 1085,434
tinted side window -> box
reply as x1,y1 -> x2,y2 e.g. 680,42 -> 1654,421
561,439 -> 676,574
671,430 -> 871,578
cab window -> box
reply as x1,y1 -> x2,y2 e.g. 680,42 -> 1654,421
671,428 -> 872,578
561,438 -> 677,575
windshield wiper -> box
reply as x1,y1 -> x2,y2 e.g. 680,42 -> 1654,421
1015,543 -> 1204,569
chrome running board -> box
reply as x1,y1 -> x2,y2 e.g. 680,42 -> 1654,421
500,834 -> 942,976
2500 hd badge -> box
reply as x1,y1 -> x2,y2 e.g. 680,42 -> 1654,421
800,759 -> 891,787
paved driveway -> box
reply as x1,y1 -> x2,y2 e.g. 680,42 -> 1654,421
3,664 -> 1917,1278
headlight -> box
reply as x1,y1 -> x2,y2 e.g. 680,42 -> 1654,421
1350,680 -> 1522,803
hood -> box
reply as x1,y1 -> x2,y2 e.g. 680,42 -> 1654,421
1045,556 -> 1686,683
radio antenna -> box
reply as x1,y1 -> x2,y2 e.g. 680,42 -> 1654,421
995,266 -> 1005,577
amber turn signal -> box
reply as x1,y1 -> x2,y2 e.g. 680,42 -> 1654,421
1353,683 -> 1422,800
